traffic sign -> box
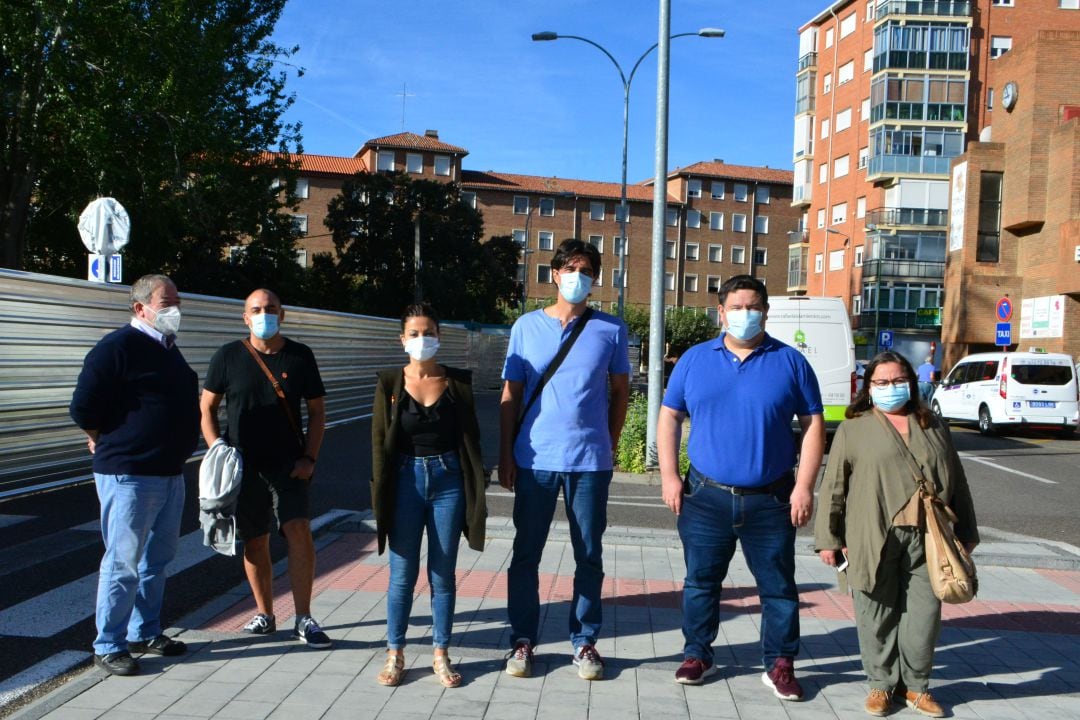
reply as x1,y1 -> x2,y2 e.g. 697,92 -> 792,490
995,297 -> 1013,322
879,330 -> 893,349
107,254 -> 123,283
995,322 -> 1012,346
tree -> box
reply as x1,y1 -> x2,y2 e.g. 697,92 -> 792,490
1,0 -> 303,293
665,306 -> 718,356
324,171 -> 519,322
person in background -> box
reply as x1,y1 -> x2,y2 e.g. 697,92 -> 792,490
70,274 -> 199,676
370,303 -> 487,688
916,355 -> 937,404
815,350 -> 978,718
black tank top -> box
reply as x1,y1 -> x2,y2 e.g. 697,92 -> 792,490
397,390 -> 457,456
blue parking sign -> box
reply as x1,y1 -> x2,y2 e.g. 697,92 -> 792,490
996,322 -> 1011,346
879,330 -> 893,349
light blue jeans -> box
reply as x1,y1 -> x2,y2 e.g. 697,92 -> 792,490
387,452 -> 466,649
93,473 -> 185,656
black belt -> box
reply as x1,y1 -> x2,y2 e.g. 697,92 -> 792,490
695,470 -> 794,496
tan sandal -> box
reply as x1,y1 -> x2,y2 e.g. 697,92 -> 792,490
433,655 -> 462,688
376,652 -> 405,686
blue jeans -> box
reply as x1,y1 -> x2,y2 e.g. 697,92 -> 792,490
93,473 -> 185,656
507,468 -> 611,649
677,466 -> 799,669
387,451 -> 466,649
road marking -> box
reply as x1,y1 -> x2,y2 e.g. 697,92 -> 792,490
0,650 -> 86,710
0,515 -> 34,529
958,452 -> 1058,484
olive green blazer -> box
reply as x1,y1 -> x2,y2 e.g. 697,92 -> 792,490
813,410 -> 979,593
370,366 -> 487,555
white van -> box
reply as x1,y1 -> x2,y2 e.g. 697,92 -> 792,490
933,350 -> 1079,436
768,296 -> 857,429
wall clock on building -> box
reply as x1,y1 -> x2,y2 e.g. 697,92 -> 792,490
1002,81 -> 1019,112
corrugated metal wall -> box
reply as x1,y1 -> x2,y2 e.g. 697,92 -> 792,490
0,270 -> 508,500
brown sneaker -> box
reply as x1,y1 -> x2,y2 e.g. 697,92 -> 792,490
864,688 -> 892,716
761,656 -> 803,701
903,690 -> 945,718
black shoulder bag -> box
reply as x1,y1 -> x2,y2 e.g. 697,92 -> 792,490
514,308 -> 594,438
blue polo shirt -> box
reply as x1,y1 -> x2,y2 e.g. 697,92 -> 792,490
503,308 -> 630,472
663,332 -> 822,486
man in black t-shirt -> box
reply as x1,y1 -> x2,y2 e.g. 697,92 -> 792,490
200,289 -> 331,648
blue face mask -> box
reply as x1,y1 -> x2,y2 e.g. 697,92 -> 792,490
871,383 -> 911,411
249,313 -> 280,340
558,271 -> 592,305
724,309 -> 764,341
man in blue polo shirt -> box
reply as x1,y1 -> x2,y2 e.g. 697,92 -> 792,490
658,275 -> 824,700
499,238 -> 630,681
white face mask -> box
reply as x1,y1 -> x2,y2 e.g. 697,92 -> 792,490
148,305 -> 182,336
403,336 -> 439,361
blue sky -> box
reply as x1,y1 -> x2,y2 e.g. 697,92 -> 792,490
271,1 -> 815,184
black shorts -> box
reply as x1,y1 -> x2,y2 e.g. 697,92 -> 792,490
235,461 -> 311,539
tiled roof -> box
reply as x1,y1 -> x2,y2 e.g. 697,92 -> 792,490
363,132 -> 468,155
663,161 -> 793,185
461,170 -> 677,203
261,151 -> 368,175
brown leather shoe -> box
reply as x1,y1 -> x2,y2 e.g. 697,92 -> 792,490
864,688 -> 892,716
903,690 -> 945,718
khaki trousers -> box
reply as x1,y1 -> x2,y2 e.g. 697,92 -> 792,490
853,526 -> 942,693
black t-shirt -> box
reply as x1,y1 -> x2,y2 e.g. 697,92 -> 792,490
204,338 -> 326,468
396,390 -> 457,457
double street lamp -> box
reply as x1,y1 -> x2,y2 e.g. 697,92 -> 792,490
532,27 -> 725,319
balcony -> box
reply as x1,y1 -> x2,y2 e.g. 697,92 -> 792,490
792,183 -> 813,207
865,207 -> 948,228
874,0 -> 971,20
795,96 -> 815,115
861,258 -> 945,281
798,52 -> 818,73
867,153 -> 952,180
858,310 -> 937,331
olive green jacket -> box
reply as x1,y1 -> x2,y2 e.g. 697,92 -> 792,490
370,366 -> 487,554
813,410 -> 979,593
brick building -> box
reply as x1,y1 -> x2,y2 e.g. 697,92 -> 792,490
794,0 -> 1080,363
275,131 -> 801,321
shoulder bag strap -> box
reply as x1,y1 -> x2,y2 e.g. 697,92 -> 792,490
241,339 -> 305,448
516,308 -> 594,436
871,408 -> 933,496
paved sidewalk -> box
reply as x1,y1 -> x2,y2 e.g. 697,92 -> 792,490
13,514 -> 1080,720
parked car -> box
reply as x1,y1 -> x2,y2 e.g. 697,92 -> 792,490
933,350 -> 1079,436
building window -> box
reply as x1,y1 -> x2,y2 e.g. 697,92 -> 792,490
815,253 -> 824,273
406,153 -> 423,174
840,12 -> 857,38
734,183 -> 749,202
613,269 -> 628,287
856,196 -> 866,218
821,118 -> 830,139
732,213 -> 747,232
731,246 -> 746,264
829,249 -> 845,270
861,97 -> 870,121
825,27 -> 834,48
754,216 -> 769,234
711,181 -> 725,199
853,294 -> 862,314
686,242 -> 700,261
593,269 -> 603,286
685,209 -> 701,229
537,265 -> 552,284
709,212 -> 724,231
1061,0 -> 1080,8
832,201 -> 848,225
615,204 -> 629,223
516,263 -> 525,282
588,234 -> 604,253
835,108 -> 852,132
864,49 -> 873,72
434,155 -> 451,176
817,208 -> 826,228
538,231 -> 554,251
295,178 -> 309,199
615,236 -> 629,256
754,247 -> 768,265
688,179 -> 702,198
590,201 -> 605,220
755,186 -> 770,204
707,275 -> 722,293
666,206 -> 679,226
854,245 -> 864,266
708,244 -> 723,262
377,150 -> 395,172
990,36 -> 1012,58
539,197 -> 555,216
706,307 -> 719,324
684,275 -> 699,293
513,196 -> 529,215
292,214 -> 308,235
819,163 -> 828,184
665,240 -> 677,260
838,60 -> 854,85
823,72 -> 832,94
834,155 -> 850,178
991,0 -> 1014,5
977,171 -> 1003,262
295,248 -> 308,268
461,191 -> 477,208
987,87 -> 994,110
858,147 -> 869,169
664,272 -> 675,291
866,1 -> 874,21
512,229 -> 526,247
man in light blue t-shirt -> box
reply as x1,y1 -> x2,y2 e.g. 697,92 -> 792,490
499,238 -> 630,682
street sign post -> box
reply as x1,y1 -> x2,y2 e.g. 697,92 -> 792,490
996,322 -> 1012,346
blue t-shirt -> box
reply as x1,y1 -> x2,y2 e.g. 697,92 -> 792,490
917,362 -> 936,383
662,332 -> 823,486
503,308 -> 630,471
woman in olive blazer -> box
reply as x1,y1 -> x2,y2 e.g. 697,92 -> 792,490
814,351 -> 978,719
370,303 -> 487,690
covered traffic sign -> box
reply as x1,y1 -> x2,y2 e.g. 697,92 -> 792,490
78,197 -> 130,257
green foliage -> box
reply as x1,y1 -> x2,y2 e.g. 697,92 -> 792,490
616,392 -> 690,475
665,307 -> 719,356
623,304 -> 650,343
500,296 -> 556,325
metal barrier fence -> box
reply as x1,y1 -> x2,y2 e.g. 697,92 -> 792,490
0,270 -> 508,501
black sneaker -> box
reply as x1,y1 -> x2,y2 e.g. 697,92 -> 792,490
242,613 -> 276,635
129,634 -> 187,656
293,615 -> 331,649
94,652 -> 139,676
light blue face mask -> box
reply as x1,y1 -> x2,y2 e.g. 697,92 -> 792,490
724,309 -> 764,341
558,271 -> 592,304
871,383 -> 911,411
250,313 -> 280,340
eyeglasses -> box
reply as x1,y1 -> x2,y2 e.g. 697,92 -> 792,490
870,378 -> 910,389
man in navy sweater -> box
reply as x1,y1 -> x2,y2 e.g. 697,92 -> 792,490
70,274 -> 200,676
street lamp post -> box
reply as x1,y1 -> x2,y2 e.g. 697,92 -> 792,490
532,27 -> 724,319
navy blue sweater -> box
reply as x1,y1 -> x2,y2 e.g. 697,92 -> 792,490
70,324 -> 200,475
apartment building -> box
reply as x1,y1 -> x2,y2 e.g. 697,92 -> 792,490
794,0 -> 1080,362
277,131 -> 799,321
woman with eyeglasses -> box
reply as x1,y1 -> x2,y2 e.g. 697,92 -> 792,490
813,351 -> 978,718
